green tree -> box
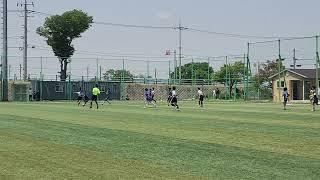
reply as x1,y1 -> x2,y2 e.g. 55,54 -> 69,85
37,10 -> 93,81
253,60 -> 285,89
103,69 -> 134,80
214,61 -> 245,94
171,62 -> 213,80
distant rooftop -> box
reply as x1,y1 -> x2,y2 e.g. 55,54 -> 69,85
270,69 -> 316,79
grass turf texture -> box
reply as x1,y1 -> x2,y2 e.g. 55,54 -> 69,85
0,101 -> 319,179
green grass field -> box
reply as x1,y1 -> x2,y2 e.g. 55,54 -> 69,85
0,101 -> 319,179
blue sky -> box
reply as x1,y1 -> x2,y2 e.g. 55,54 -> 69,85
4,0 -> 320,79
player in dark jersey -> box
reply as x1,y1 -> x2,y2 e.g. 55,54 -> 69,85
102,88 -> 112,105
144,88 -> 156,108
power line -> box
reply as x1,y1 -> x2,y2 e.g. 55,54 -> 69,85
31,44 -> 172,59
29,10 -> 51,16
30,10 -> 320,41
188,28 -> 285,39
93,21 -> 175,30
249,36 -> 316,45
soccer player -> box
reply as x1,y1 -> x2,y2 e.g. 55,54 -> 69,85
144,88 -> 155,108
170,86 -> 179,110
282,87 -> 289,110
167,87 -> 172,106
82,91 -> 90,106
198,87 -> 204,108
310,86 -> 318,111
102,88 -> 112,105
75,88 -> 85,106
216,88 -> 220,99
28,88 -> 33,101
90,84 -> 101,109
151,87 -> 156,103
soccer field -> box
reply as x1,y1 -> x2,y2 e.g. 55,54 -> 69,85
0,101 -> 319,179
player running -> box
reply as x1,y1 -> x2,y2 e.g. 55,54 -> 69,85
310,86 -> 318,111
82,91 -> 90,107
282,87 -> 289,110
151,87 -> 156,103
102,88 -> 112,105
75,88 -> 85,106
144,88 -> 156,108
90,84 -> 101,109
198,87 -> 204,108
170,86 -> 179,110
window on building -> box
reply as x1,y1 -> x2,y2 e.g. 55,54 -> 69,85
55,83 -> 64,93
277,80 -> 285,88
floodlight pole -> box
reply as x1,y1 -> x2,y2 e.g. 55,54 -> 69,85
179,22 -> 182,85
243,52 -> 249,100
278,39 -> 282,102
174,50 -> 177,84
2,0 -> 8,101
207,57 -> 210,85
245,43 -> 250,101
225,56 -> 228,99
23,0 -> 28,81
316,36 -> 319,96
168,60 -> 171,84
96,58 -> 99,83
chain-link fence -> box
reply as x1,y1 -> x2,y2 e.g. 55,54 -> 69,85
2,36 -> 319,102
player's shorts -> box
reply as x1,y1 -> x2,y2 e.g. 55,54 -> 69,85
283,98 -> 288,103
77,96 -> 82,101
92,95 -> 98,101
199,95 -> 204,101
171,97 -> 177,104
314,98 -> 318,105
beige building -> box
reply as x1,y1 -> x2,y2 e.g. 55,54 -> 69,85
270,69 -> 318,102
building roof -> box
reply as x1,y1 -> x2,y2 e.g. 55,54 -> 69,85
269,69 -> 316,79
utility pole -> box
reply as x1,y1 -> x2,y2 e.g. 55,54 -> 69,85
174,50 -> 177,84
175,21 -> 188,85
278,39 -> 282,102
18,0 -> 34,81
96,58 -> 99,81
293,48 -> 296,69
316,36 -> 319,96
154,68 -> 157,84
99,66 -> 102,81
19,64 -> 22,80
2,0 -> 8,101
86,66 -> 89,81
8,65 -> 11,80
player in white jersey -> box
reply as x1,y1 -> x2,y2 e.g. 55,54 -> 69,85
170,86 -> 179,110
198,87 -> 204,108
